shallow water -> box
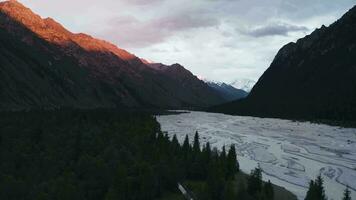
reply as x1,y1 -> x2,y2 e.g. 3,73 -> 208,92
157,111 -> 356,200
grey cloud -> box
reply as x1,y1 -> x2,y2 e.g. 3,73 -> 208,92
245,23 -> 309,38
18,0 -> 356,82
99,16 -> 168,48
152,14 -> 219,31
120,0 -> 164,5
277,0 -> 356,20
100,10 -> 220,48
151,47 -> 181,53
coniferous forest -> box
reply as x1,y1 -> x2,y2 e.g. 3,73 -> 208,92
0,110 -> 351,200
0,110 -> 288,200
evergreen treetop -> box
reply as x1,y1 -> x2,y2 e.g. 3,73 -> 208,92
343,186 -> 351,200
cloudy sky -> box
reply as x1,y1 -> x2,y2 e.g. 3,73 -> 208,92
17,0 -> 356,82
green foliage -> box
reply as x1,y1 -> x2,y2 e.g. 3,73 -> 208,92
305,181 -> 317,200
0,110 -> 293,200
227,144 -> 239,179
0,110 -> 171,200
193,131 -> 200,154
222,181 -> 236,200
206,160 -> 225,200
0,175 -> 27,200
182,135 -> 191,157
305,175 -> 327,200
247,167 -> 263,197
264,180 -> 274,200
236,177 -> 249,199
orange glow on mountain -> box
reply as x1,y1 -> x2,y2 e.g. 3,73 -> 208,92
0,0 -> 136,61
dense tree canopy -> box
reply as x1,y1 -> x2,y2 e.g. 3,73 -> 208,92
0,110 -> 244,200
0,110 -> 317,200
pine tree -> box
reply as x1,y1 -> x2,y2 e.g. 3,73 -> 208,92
222,181 -> 236,200
182,134 -> 192,178
236,178 -> 248,200
182,135 -> 190,155
206,161 -> 225,200
105,165 -> 128,200
247,167 -> 263,197
305,180 -> 317,200
171,134 -> 180,153
220,146 -> 227,179
193,131 -> 200,154
198,142 -> 212,179
172,134 -> 179,144
315,175 -> 327,200
157,131 -> 164,148
263,180 -> 274,200
342,186 -> 351,200
204,142 -> 212,162
138,163 -> 156,199
221,146 -> 227,161
305,175 -> 327,200
226,145 -> 239,179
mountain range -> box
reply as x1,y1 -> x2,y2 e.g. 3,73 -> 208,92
0,0 -> 226,111
230,79 -> 256,92
211,5 -> 356,121
2,0 -> 354,123
205,80 -> 248,101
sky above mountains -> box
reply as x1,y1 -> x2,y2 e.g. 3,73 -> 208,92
13,0 -> 356,82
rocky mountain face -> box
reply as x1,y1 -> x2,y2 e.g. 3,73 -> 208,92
205,81 -> 248,101
211,5 -> 356,121
0,0 -> 225,110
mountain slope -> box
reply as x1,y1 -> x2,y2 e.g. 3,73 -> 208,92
211,5 -> 356,121
0,0 -> 224,110
205,81 -> 248,101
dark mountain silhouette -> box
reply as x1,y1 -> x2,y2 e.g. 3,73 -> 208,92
211,5 -> 356,121
0,0 -> 224,110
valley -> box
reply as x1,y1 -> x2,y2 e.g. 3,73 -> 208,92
1,1 -> 356,199
158,111 -> 356,200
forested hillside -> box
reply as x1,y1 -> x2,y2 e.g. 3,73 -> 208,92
0,110 -> 296,200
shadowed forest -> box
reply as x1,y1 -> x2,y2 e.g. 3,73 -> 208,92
0,110 -> 297,200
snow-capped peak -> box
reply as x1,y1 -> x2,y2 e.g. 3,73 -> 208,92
230,79 -> 256,92
203,79 -> 225,87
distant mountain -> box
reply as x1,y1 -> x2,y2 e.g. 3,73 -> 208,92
211,5 -> 356,121
205,80 -> 248,101
230,79 -> 256,92
0,0 -> 224,110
